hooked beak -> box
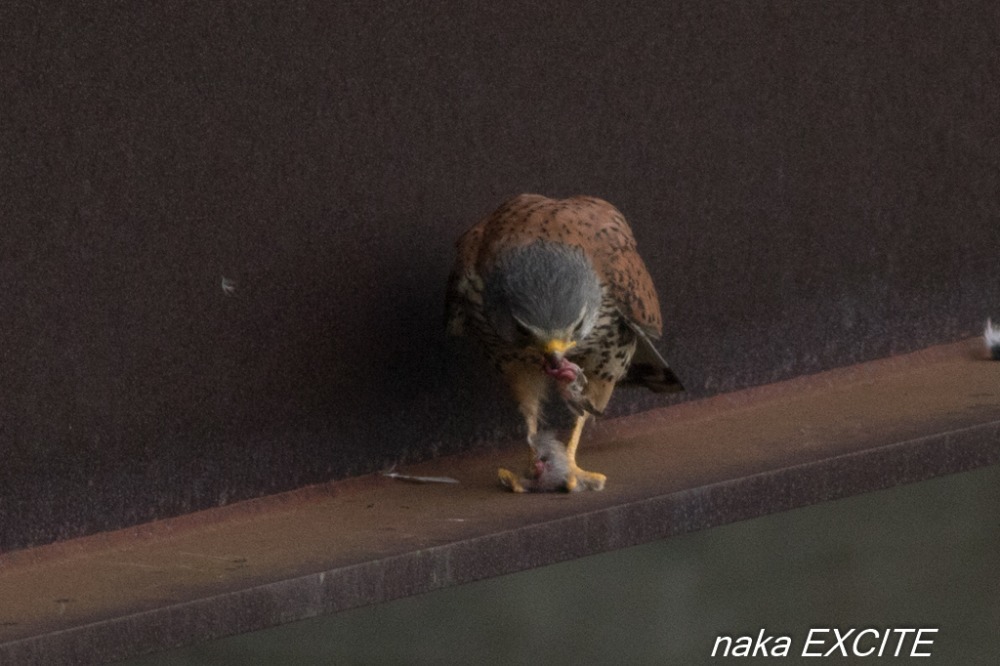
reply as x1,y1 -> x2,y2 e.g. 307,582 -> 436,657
542,338 -> 575,357
541,339 -> 574,371
541,339 -> 578,382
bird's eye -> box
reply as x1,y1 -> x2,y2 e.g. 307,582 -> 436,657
539,455 -> 549,463
515,320 -> 532,338
572,319 -> 584,335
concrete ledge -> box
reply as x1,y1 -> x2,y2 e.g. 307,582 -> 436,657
2,339 -> 999,665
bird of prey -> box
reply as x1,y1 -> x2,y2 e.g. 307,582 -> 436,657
446,194 -> 683,491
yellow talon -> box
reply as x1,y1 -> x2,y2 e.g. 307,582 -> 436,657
498,468 -> 527,493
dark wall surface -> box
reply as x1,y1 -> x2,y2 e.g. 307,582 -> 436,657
3,1 -> 997,550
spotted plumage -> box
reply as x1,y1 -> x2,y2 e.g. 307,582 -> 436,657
447,194 -> 682,491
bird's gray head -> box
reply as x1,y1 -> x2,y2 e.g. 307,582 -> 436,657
482,240 -> 603,368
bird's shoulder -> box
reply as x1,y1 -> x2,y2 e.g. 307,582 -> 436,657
472,193 -> 637,259
449,194 -> 663,337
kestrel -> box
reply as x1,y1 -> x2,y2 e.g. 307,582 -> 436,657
446,194 -> 683,491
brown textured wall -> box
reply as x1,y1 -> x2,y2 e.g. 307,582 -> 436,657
2,1 -> 997,550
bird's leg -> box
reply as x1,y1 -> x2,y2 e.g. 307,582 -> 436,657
497,408 -> 538,491
498,406 -> 538,493
506,364 -> 548,459
524,408 -> 539,444
562,376 -> 616,491
498,364 -> 547,491
521,399 -> 542,470
564,414 -> 606,491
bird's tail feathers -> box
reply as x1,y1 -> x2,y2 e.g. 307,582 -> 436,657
624,362 -> 685,393
623,320 -> 685,393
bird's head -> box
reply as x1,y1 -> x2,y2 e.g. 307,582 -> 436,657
482,241 -> 602,381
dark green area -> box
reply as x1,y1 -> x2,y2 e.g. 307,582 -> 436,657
125,465 -> 1000,664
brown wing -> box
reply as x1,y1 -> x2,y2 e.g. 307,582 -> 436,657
448,194 -> 663,336
567,196 -> 663,338
444,216 -> 486,336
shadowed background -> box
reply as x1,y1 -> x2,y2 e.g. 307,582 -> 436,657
2,1 -> 997,550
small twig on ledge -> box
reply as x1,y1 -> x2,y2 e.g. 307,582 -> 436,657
380,466 -> 460,485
